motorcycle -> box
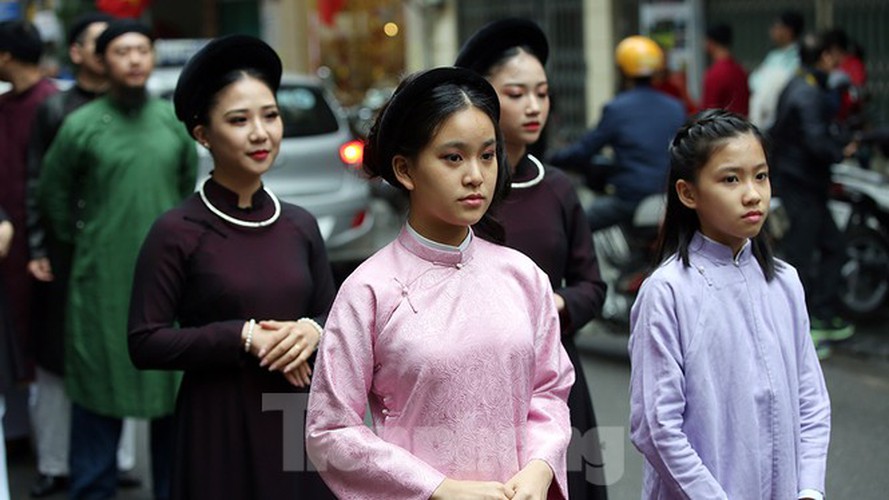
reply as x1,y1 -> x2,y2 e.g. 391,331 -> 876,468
569,155 -> 664,331
591,194 -> 664,328
766,159 -> 889,320
828,161 -> 889,318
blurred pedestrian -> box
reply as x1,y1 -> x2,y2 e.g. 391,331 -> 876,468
547,35 -> 685,231
0,207 -> 27,500
824,28 -> 867,128
842,39 -> 867,111
455,18 -> 608,499
701,24 -> 749,116
748,9 -> 804,129
652,51 -> 697,116
306,67 -> 574,499
770,32 -> 856,358
0,17 -> 58,454
25,12 -> 145,497
128,34 -> 337,500
630,109 -> 830,499
36,19 -> 197,499
828,32 -> 871,167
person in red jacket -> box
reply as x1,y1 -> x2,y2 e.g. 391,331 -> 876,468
824,28 -> 867,127
701,24 -> 750,116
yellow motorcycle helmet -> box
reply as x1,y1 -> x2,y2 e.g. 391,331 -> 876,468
615,35 -> 664,77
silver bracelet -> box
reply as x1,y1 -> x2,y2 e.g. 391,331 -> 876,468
244,319 -> 256,353
297,317 -> 324,340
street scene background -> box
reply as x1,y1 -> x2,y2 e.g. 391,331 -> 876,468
4,0 -> 889,498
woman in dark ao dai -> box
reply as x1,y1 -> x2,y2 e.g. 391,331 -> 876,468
127,35 -> 336,499
456,18 -> 610,499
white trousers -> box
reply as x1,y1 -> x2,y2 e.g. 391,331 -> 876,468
119,418 -> 136,471
29,367 -> 136,475
1,395 -> 10,500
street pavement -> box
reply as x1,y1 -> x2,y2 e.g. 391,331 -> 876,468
7,431 -> 153,499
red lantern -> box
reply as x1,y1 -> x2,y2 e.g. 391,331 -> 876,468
96,0 -> 151,19
318,0 -> 345,26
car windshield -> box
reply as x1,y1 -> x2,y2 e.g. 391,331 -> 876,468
277,85 -> 339,138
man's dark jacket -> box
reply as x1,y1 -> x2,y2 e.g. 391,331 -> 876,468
769,68 -> 844,192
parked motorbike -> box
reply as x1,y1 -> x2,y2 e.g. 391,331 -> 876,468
568,155 -> 664,330
766,160 -> 889,319
591,195 -> 664,328
829,161 -> 889,318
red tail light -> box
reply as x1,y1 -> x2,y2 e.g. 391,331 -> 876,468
339,140 -> 364,167
350,210 -> 367,229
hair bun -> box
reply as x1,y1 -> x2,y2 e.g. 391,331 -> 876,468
454,18 -> 548,74
173,34 -> 282,135
366,66 -> 499,187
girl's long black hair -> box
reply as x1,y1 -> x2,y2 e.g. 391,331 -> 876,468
655,109 -> 778,281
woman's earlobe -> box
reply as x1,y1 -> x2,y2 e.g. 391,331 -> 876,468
392,156 -> 414,191
676,180 -> 697,209
193,125 -> 210,150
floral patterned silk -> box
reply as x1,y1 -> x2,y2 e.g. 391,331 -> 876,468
306,227 -> 574,499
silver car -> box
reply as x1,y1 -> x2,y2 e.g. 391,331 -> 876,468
148,67 -> 375,262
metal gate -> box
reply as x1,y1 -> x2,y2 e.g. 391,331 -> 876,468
456,0 -> 587,145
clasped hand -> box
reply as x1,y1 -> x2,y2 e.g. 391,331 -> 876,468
0,221 -> 13,260
28,257 -> 54,281
243,319 -> 320,388
430,460 -> 553,500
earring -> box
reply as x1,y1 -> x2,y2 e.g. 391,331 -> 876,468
201,142 -> 210,150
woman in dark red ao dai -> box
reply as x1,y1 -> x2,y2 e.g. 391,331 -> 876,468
456,18 -> 610,499
127,35 -> 336,499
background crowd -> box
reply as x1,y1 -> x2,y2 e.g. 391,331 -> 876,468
0,4 -> 874,500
